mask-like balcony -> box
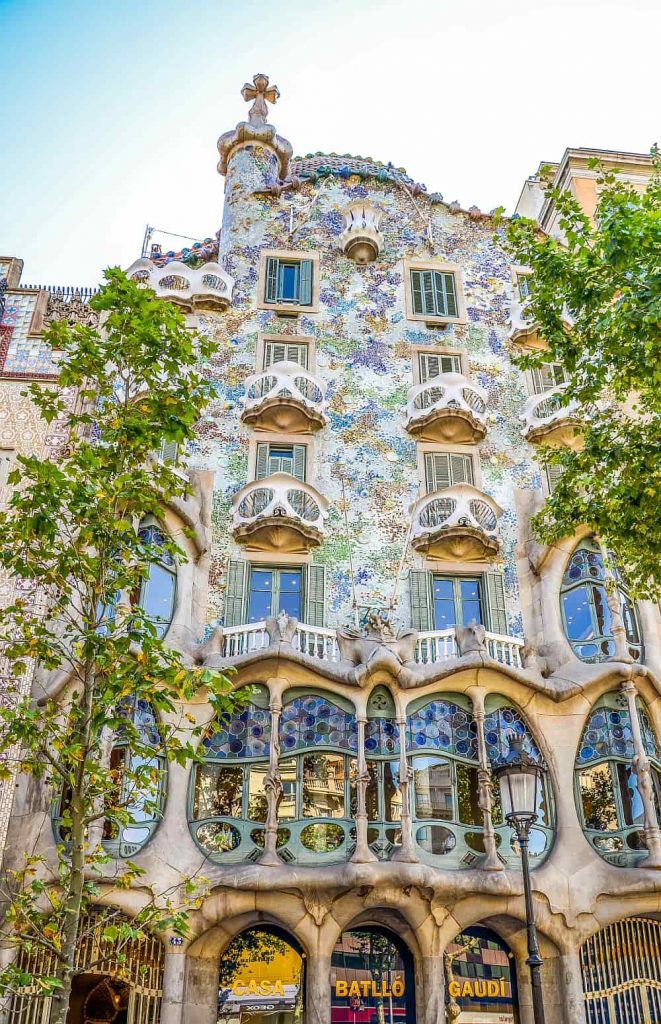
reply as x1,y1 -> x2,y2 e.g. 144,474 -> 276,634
508,297 -> 548,351
404,373 -> 487,444
410,484 -> 502,561
520,385 -> 582,449
240,361 -> 327,434
126,258 -> 234,311
231,473 -> 328,553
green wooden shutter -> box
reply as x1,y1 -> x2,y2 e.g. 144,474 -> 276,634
410,570 -> 433,632
449,453 -> 473,485
424,452 -> 451,492
292,444 -> 307,482
419,352 -> 461,382
298,260 -> 313,305
264,342 -> 286,367
411,271 -> 425,315
421,271 -> 436,316
224,559 -> 248,626
434,272 -> 458,317
255,443 -> 269,480
158,439 -> 179,465
485,572 -> 508,635
545,462 -> 564,493
264,257 -> 279,303
304,564 -> 326,626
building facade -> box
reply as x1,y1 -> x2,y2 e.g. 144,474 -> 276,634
2,78 -> 661,1024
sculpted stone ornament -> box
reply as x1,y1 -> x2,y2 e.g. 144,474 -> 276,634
43,289 -> 100,330
217,73 -> 293,179
266,611 -> 298,645
337,607 -> 419,686
455,620 -> 487,655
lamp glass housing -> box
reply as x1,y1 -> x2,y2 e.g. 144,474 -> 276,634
496,763 -> 542,823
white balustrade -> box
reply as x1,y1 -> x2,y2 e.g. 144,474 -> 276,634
126,257 -> 234,310
520,384 -> 581,447
404,373 -> 487,443
221,621 -> 524,669
241,361 -> 327,432
410,484 -> 503,561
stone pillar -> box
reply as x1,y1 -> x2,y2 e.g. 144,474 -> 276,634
471,689 -> 503,871
183,952 -> 219,1024
621,677 -> 661,866
514,952 -> 535,1024
260,695 -> 283,866
559,946 -> 587,1024
160,946 -> 187,1024
306,953 -> 332,1024
393,715 -> 416,862
351,716 -> 377,863
421,949 -> 445,1024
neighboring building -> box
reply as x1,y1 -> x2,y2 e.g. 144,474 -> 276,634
3,79 -> 661,1024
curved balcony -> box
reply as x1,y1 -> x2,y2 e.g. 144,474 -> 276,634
521,385 -> 582,449
240,361 -> 327,434
126,257 -> 234,311
404,373 -> 487,443
410,484 -> 502,561
230,473 -> 328,553
508,297 -> 548,351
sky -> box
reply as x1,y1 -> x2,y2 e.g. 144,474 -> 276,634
1,0 -> 658,287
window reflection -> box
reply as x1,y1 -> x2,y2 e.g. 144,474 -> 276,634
456,763 -> 483,826
193,765 -> 242,819
579,764 -> 619,832
278,759 -> 297,820
413,756 -> 453,820
302,754 -> 346,819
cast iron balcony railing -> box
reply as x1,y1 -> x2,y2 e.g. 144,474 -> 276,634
240,361 -> 327,433
410,484 -> 502,561
520,384 -> 582,449
230,472 -> 328,553
404,372 -> 488,444
126,257 -> 234,311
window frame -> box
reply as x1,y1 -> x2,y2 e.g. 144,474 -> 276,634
431,574 -> 484,631
413,347 -> 465,385
257,250 -> 321,315
247,564 -> 305,623
403,259 -> 467,326
257,332 -> 315,373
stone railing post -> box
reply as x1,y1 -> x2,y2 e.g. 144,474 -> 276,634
351,716 -> 377,863
471,690 -> 503,871
621,677 -> 661,866
260,693 -> 283,866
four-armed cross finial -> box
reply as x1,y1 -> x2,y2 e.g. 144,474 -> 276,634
241,73 -> 280,126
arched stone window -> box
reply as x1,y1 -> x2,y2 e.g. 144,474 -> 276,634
560,538 -> 643,663
53,697 -> 165,859
575,692 -> 661,866
364,686 -> 402,859
189,685 -> 271,862
133,519 -> 177,638
277,689 -> 358,863
445,926 -> 518,1021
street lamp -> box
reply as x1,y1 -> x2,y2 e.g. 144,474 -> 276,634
492,739 -> 547,1024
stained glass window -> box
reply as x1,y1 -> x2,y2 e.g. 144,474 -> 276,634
201,704 -> 271,760
279,695 -> 358,753
406,700 -> 478,760
484,705 -> 540,765
364,717 -> 400,756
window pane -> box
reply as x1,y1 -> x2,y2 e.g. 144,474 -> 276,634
193,765 -> 243,819
562,585 -> 595,641
302,754 -> 346,818
456,763 -> 482,826
124,754 -> 160,823
278,759 -> 297,819
268,445 -> 294,474
432,577 -> 456,629
278,569 -> 303,620
579,764 -> 618,831
140,563 -> 175,635
413,756 -> 453,820
593,585 -> 612,637
247,764 -> 269,822
616,762 -> 645,826
365,761 -> 379,820
459,578 -> 482,626
279,263 -> 298,301
248,570 -> 273,621
383,761 -> 402,822
621,596 -> 640,644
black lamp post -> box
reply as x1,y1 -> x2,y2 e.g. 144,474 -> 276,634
492,742 -> 547,1024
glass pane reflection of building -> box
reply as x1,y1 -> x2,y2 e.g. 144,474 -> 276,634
217,927 -> 304,1024
330,927 -> 415,1023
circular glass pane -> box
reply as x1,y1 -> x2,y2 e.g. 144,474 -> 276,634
593,835 -> 624,852
300,822 -> 346,852
250,827 -> 290,849
415,825 -> 457,855
196,822 -> 241,853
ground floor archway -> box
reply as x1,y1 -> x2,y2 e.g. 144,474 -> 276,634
330,925 -> 415,1023
445,925 -> 519,1024
217,925 -> 305,1024
8,909 -> 163,1024
581,916 -> 661,1023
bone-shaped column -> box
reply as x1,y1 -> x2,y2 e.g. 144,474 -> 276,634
471,689 -> 503,871
259,693 -> 283,866
350,716 -> 377,863
621,677 -> 661,867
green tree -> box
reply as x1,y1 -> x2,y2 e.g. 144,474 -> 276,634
0,269 -> 239,1023
502,149 -> 661,598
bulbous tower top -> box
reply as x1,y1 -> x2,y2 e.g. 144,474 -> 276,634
217,72 -> 293,179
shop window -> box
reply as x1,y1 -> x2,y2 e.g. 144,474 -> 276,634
218,926 -> 305,1023
580,917 -> 661,1021
575,692 -> 660,866
331,927 -> 415,1023
445,926 -> 518,1021
560,538 -> 643,662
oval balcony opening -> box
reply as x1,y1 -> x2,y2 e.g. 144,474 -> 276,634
521,384 -> 583,449
405,373 -> 488,444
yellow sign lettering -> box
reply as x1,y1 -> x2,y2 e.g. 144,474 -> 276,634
335,981 -> 347,997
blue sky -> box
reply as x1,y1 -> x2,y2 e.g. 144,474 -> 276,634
1,0 -> 658,286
